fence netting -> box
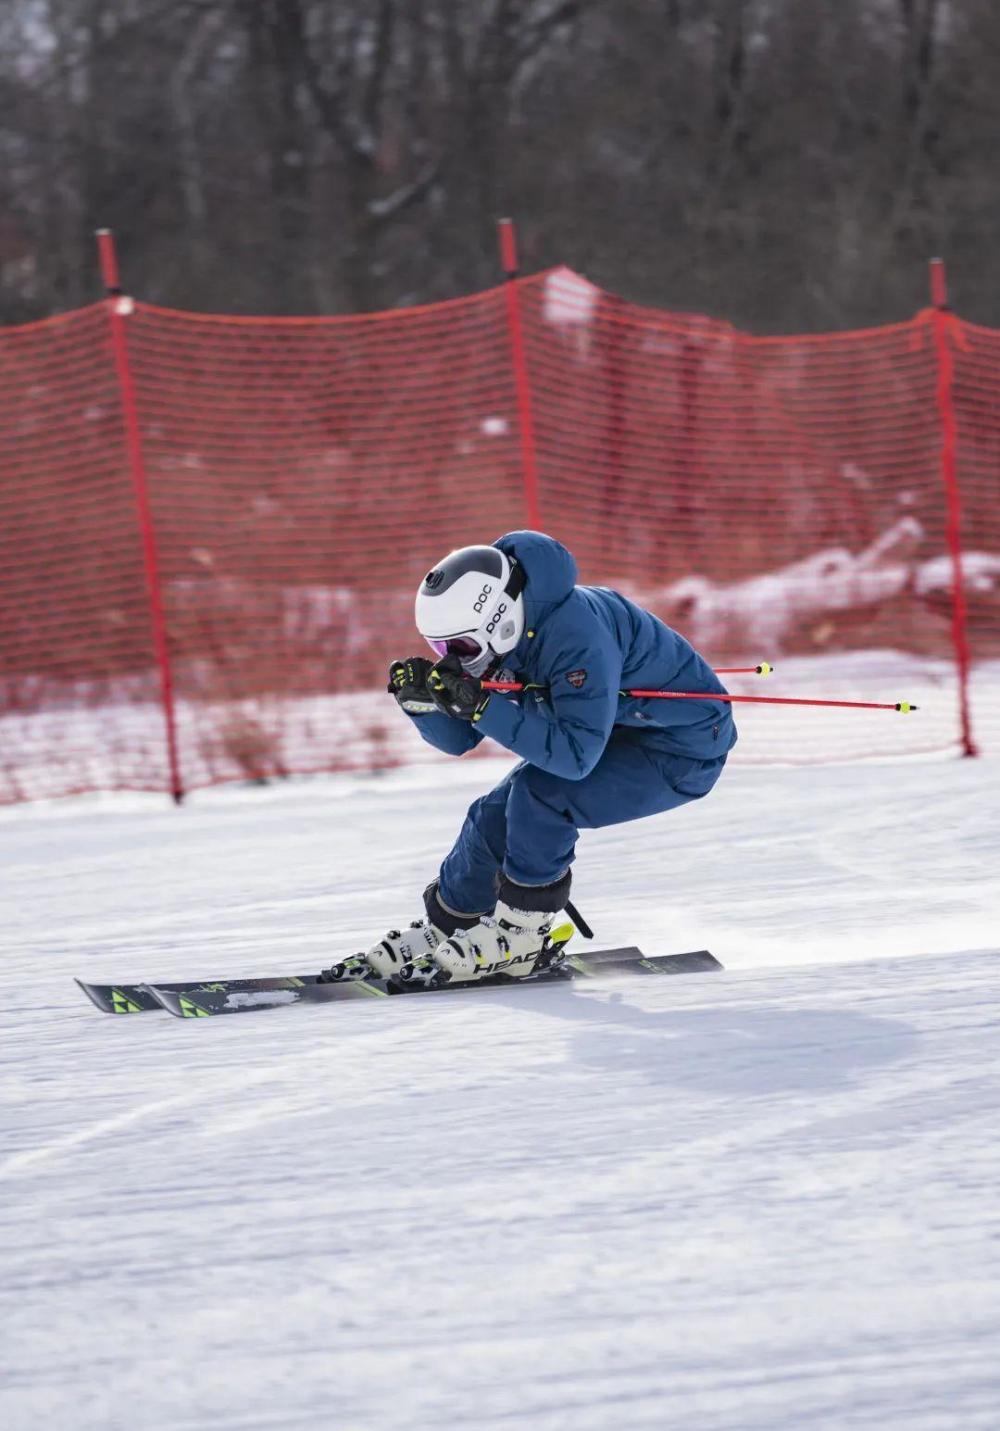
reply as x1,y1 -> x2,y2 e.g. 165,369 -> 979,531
1,269 -> 996,803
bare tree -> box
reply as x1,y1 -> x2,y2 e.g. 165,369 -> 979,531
2,0 -> 1000,328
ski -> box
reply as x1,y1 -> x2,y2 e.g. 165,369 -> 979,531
76,947 -> 722,1018
143,948 -> 722,1019
76,949 -> 648,1014
74,972 -> 320,1015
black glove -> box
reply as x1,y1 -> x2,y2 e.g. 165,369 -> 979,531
427,653 -> 491,722
388,657 -> 437,715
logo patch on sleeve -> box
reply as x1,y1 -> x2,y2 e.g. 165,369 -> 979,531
566,668 -> 588,688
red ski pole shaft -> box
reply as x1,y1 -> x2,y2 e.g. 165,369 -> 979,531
482,681 -> 917,712
619,692 -> 917,712
484,661 -> 771,692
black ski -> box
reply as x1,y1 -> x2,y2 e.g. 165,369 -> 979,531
76,947 -> 722,1018
76,950 -> 647,1014
144,949 -> 722,1019
75,972 -> 320,1015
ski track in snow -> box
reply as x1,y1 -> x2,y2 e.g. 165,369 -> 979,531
1,756 -> 999,1430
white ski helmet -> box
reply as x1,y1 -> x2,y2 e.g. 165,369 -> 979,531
415,545 -> 526,673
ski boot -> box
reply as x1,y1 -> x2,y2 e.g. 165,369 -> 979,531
432,872 -> 573,983
317,883 -> 483,986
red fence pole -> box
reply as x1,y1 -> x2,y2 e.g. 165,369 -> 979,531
929,257 -> 977,757
96,228 -> 184,801
497,218 -> 542,530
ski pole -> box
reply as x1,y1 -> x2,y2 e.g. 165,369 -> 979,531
482,681 -> 917,713
483,660 -> 772,692
624,691 -> 918,713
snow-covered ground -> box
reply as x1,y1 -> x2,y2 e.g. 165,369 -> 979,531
2,755 -> 999,1430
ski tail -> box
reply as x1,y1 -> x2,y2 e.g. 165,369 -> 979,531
573,949 -> 721,976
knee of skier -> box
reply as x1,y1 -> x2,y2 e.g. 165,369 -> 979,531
462,792 -> 506,857
668,753 -> 728,799
516,762 -> 572,817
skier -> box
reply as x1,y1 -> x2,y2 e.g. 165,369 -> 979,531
321,530 -> 736,986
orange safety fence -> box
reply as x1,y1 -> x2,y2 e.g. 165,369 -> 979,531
0,245 -> 996,804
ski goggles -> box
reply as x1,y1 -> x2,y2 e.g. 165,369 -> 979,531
426,633 -> 485,660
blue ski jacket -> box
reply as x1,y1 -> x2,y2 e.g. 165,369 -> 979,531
406,530 -> 737,784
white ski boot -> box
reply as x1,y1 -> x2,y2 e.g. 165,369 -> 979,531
432,874 -> 573,983
318,883 -> 482,987
319,918 -> 443,986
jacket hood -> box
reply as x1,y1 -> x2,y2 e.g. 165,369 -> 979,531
493,530 -> 577,639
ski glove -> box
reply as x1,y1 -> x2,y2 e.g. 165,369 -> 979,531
427,653 -> 491,722
388,657 -> 437,715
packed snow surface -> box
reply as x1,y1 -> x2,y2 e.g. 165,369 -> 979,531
2,754 -> 999,1430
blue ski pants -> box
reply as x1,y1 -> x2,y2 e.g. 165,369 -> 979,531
438,727 -> 729,914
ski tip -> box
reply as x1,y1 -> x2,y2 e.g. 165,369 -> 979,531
141,984 -> 207,1018
75,978 -> 156,1015
75,978 -> 113,1014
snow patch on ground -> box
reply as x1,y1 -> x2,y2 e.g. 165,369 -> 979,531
2,757 -> 999,1429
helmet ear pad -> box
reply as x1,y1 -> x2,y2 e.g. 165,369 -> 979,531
483,592 -> 524,656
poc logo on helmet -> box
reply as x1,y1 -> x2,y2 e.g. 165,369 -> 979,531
485,601 -> 507,634
473,583 -> 493,613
